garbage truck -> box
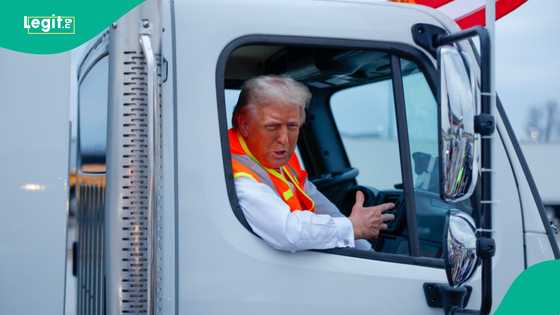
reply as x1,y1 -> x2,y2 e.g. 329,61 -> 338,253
1,0 -> 558,314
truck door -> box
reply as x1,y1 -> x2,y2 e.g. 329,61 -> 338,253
173,1 -> 477,314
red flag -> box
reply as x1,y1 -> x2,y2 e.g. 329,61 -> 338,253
390,0 -> 528,29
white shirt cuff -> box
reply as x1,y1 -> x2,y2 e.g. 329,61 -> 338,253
332,217 -> 355,248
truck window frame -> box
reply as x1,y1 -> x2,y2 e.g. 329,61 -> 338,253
77,33 -> 110,169
77,52 -> 109,167
216,34 -> 444,268
74,33 -> 110,313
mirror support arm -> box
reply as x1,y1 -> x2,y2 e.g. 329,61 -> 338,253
437,27 -> 495,315
434,28 -> 494,134
435,28 -> 490,102
423,283 -> 473,315
412,25 -> 493,120
413,24 -> 496,315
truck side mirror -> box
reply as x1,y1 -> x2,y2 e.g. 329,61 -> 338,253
438,45 -> 479,202
444,210 -> 479,287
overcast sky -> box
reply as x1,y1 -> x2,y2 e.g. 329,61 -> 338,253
495,0 -> 560,141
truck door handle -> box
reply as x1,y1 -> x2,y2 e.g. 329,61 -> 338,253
139,23 -> 159,315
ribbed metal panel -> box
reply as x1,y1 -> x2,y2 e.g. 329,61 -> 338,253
105,2 -> 161,314
76,177 -> 106,315
119,50 -> 150,314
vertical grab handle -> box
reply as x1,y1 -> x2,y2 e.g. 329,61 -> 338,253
140,24 -> 159,315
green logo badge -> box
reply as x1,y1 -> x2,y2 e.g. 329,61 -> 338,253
23,15 -> 75,35
2,0 -> 143,54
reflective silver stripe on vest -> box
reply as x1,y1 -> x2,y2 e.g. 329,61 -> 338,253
232,154 -> 297,199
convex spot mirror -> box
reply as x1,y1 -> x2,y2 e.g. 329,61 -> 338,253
438,45 -> 479,202
444,211 -> 479,287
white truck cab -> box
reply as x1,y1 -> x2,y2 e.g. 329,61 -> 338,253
1,1 -> 558,315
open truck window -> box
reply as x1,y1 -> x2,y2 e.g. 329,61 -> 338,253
220,39 -> 476,264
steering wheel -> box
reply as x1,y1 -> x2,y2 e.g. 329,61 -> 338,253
370,190 -> 407,251
343,186 -> 407,250
373,191 -> 406,234
312,168 -> 359,189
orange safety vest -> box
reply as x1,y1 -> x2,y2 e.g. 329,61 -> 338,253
229,128 -> 315,212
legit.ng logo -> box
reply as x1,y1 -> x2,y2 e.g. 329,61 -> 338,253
23,14 -> 76,35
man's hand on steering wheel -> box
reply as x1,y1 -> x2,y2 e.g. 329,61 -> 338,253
349,190 -> 396,240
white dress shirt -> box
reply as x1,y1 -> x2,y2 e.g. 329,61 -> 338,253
235,176 -> 371,252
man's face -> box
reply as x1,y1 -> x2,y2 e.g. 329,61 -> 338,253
238,101 -> 302,169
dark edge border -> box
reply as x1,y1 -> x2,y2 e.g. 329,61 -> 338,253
391,55 -> 420,257
215,34 -> 444,269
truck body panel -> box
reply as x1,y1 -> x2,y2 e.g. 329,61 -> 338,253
521,144 -> 560,206
173,1 -> 450,314
0,1 -> 557,315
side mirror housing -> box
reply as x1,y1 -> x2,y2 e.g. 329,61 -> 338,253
438,45 -> 479,202
444,211 -> 479,287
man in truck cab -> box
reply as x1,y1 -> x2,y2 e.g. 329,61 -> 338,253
229,75 -> 395,252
